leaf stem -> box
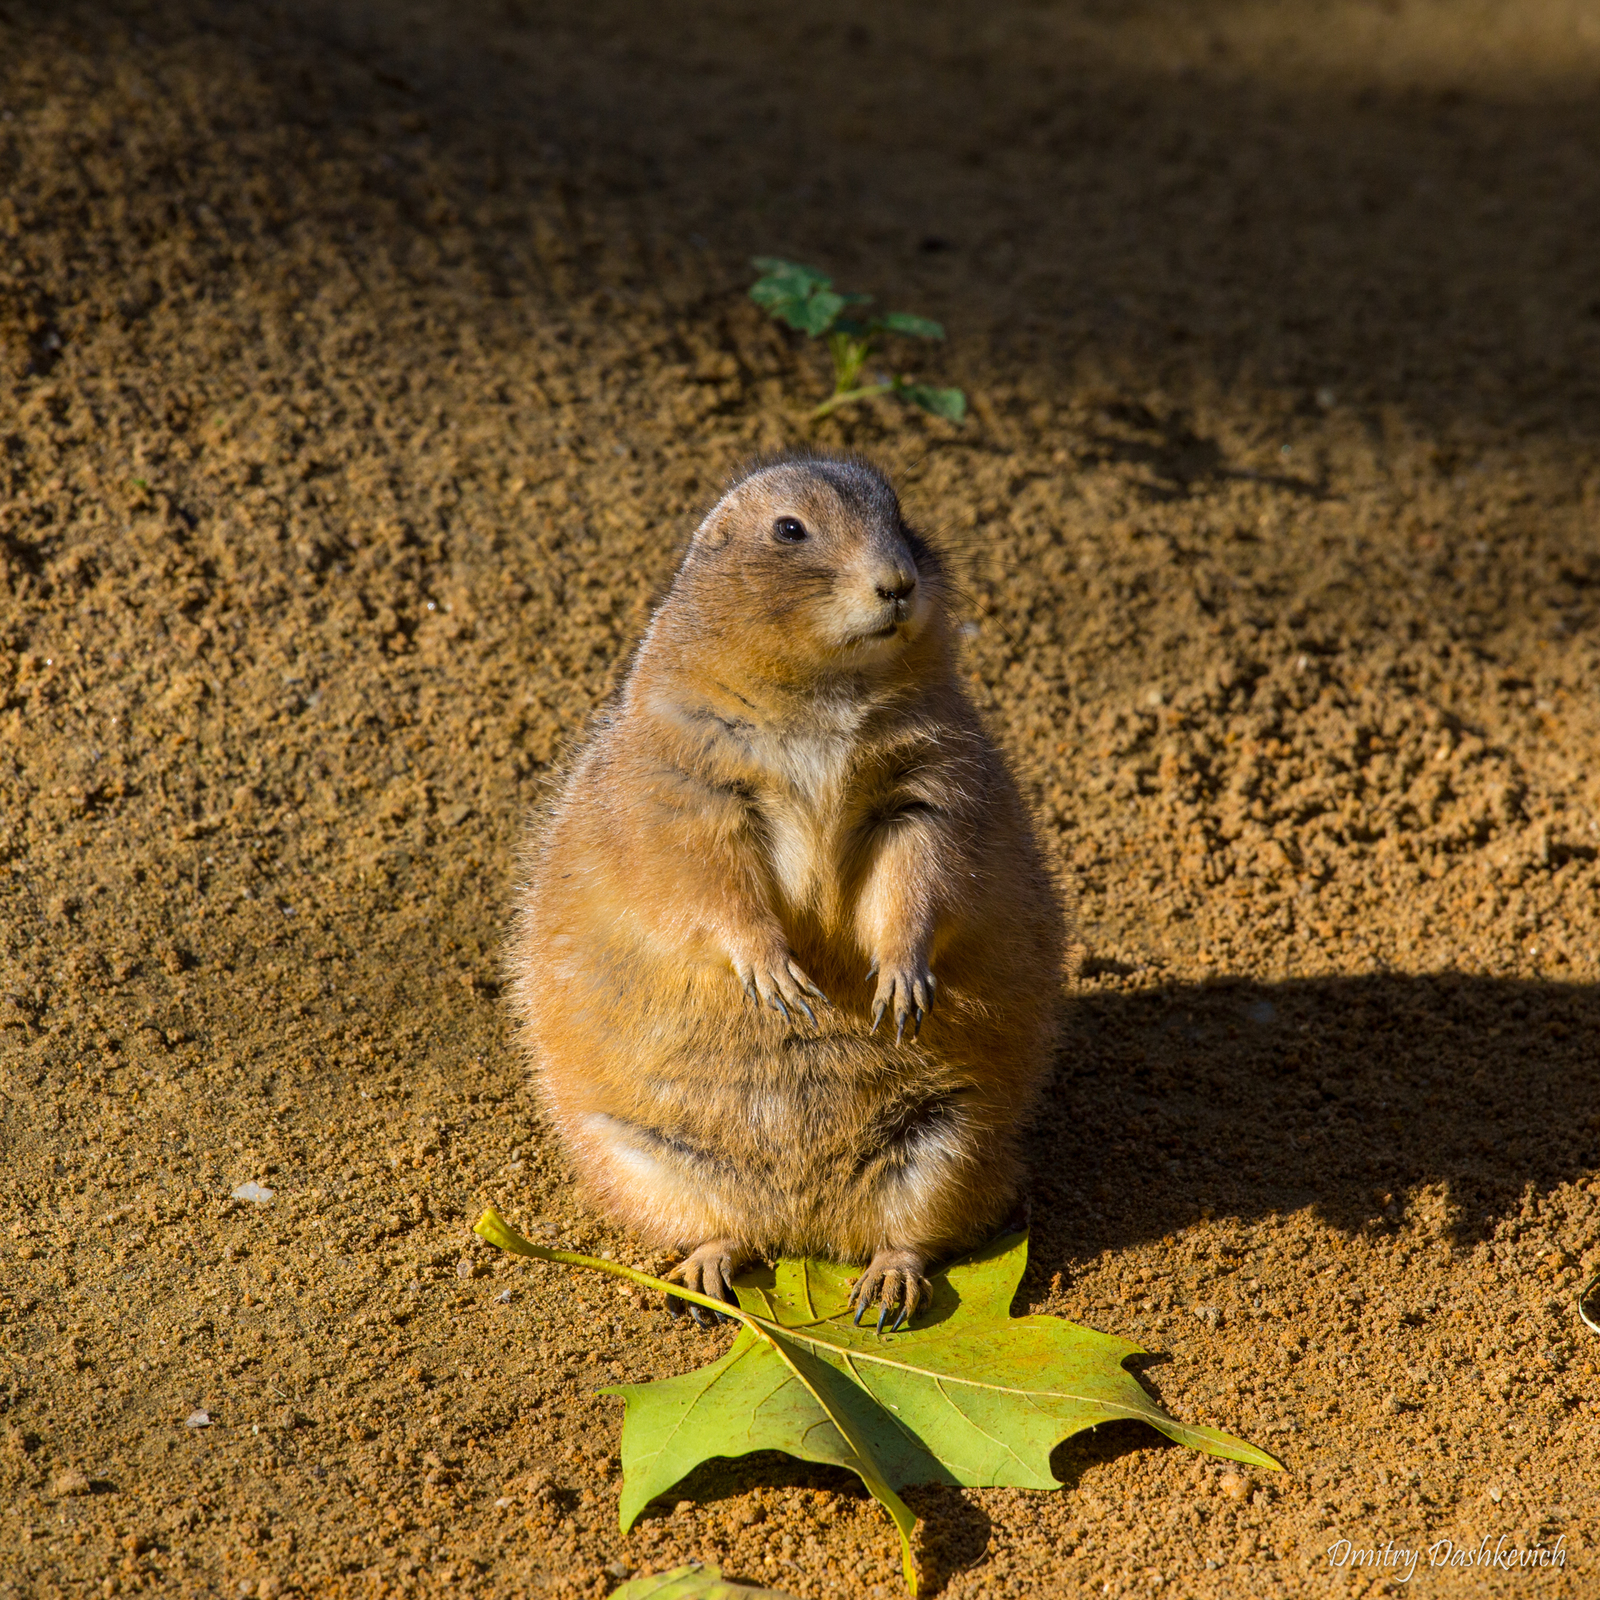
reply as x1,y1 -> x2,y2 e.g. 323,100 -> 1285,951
475,1205 -> 925,1593
811,382 -> 895,421
825,329 -> 872,393
474,1206 -> 766,1326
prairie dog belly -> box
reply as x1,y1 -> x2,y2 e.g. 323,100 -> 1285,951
527,816 -> 1045,1261
551,1007 -> 1004,1260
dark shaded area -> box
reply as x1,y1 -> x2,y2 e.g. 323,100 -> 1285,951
1079,401 -> 1325,500
1033,974 -> 1599,1256
1048,1418 -> 1179,1493
636,1453 -> 997,1592
3,0 -> 1598,453
636,1449 -> 869,1513
903,1481 -> 996,1593
49,0 -> 1596,445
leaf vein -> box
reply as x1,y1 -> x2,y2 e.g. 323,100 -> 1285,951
931,1374 -> 1036,1475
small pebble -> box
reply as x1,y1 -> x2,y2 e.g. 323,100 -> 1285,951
53,1468 -> 91,1496
231,1182 -> 274,1204
186,1410 -> 211,1429
1219,1472 -> 1251,1501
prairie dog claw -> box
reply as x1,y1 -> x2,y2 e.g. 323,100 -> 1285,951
664,1239 -> 749,1328
848,1247 -> 932,1334
867,958 -> 935,1043
732,947 -> 829,1029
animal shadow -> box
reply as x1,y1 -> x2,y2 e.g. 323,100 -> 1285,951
1028,972 -> 1599,1259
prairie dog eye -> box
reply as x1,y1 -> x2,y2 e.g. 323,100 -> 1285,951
773,516 -> 808,544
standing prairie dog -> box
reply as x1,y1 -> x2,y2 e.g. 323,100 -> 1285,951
510,455 -> 1065,1328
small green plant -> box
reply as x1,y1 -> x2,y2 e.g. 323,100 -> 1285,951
748,258 -> 966,425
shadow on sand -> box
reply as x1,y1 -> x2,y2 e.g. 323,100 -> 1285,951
1031,973 -> 1598,1258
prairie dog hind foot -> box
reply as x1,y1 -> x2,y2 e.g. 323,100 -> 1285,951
849,1246 -> 933,1333
664,1238 -> 751,1327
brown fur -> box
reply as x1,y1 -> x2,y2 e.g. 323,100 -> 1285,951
508,455 -> 1066,1317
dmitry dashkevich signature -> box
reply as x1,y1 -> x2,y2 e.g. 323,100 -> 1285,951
1327,1533 -> 1568,1581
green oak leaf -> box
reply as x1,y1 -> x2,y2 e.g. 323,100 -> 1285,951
613,1563 -> 799,1600
474,1207 -> 1281,1596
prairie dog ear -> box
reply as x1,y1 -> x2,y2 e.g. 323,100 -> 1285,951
692,498 -> 739,555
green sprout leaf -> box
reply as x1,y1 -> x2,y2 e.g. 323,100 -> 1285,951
898,383 -> 967,423
791,292 -> 847,337
763,289 -> 847,337
613,1564 -> 800,1600
877,312 -> 945,340
749,257 -> 831,291
475,1207 -> 1281,1596
748,258 -> 853,337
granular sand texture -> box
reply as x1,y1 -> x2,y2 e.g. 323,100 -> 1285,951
2,3 -> 1598,1597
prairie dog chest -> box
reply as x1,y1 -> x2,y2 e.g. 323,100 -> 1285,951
749,721 -> 863,910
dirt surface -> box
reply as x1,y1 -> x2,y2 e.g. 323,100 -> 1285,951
3,2 -> 1600,1596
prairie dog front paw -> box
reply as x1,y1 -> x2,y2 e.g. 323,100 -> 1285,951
867,952 -> 935,1043
729,939 -> 829,1027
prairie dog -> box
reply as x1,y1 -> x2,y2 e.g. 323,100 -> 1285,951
510,455 -> 1065,1327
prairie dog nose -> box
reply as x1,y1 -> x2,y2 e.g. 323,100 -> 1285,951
875,571 -> 917,604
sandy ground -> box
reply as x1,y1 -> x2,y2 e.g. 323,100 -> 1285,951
3,1 -> 1600,1596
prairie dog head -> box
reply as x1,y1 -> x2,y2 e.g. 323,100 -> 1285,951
676,456 -> 942,680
